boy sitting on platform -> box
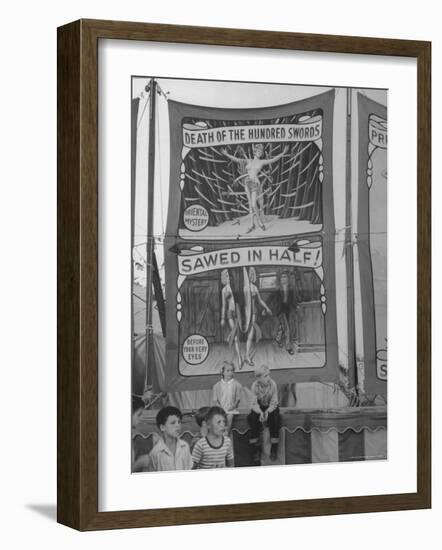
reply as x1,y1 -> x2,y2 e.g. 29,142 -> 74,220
192,406 -> 234,469
147,406 -> 193,472
247,364 -> 281,463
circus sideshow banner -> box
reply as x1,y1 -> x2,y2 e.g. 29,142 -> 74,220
164,90 -> 339,391
354,94 -> 387,396
167,90 -> 335,242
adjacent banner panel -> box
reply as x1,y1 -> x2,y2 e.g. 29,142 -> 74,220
164,91 -> 340,391
356,94 -> 388,396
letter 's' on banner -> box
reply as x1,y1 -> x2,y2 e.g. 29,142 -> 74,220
163,91 -> 340,391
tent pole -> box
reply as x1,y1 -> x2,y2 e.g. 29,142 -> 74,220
145,78 -> 157,391
345,87 -> 358,396
131,91 -> 140,399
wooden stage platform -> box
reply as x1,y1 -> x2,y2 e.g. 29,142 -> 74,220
133,406 -> 387,469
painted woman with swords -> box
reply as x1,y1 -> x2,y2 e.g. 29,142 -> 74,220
221,143 -> 288,233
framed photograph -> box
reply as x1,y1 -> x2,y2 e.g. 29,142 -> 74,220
57,19 -> 431,530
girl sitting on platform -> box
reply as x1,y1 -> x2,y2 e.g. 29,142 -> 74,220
247,364 -> 281,463
212,361 -> 243,434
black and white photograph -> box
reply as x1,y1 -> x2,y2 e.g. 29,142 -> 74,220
131,77 -> 387,473
1,0 -> 436,542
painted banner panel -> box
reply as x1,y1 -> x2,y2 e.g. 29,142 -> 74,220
356,94 -> 388,396
164,91 -> 340,391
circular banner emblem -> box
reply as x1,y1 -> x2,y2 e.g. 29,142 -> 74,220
182,334 -> 209,365
183,205 -> 209,231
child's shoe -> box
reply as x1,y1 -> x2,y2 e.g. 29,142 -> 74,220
253,445 -> 261,465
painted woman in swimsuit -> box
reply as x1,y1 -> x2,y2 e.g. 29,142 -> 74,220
222,143 -> 288,233
244,267 -> 272,366
220,268 -> 243,369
